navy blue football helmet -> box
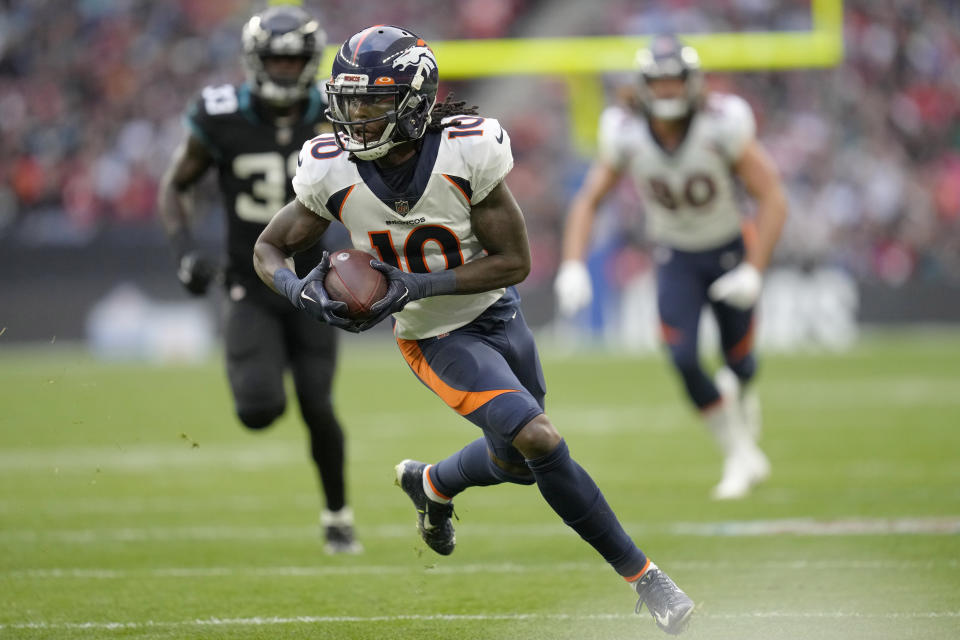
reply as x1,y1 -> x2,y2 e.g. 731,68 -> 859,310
635,34 -> 703,120
241,6 -> 325,106
326,26 -> 439,160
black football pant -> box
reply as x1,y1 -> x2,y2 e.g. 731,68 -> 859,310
224,291 -> 346,511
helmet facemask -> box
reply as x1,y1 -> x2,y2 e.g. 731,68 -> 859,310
327,82 -> 402,160
326,72 -> 436,161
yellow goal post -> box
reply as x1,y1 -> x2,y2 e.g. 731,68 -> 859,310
272,0 -> 844,152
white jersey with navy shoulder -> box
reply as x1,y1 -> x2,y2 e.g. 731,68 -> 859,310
598,93 -> 756,252
293,115 -> 512,340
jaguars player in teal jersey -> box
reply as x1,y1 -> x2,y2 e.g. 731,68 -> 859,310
158,5 -> 360,554
253,25 -> 694,635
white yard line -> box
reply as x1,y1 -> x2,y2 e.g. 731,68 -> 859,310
3,516 -> 959,544
2,611 -> 958,631
5,558 -> 957,580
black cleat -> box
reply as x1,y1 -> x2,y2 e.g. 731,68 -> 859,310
394,459 -> 456,555
634,563 -> 695,635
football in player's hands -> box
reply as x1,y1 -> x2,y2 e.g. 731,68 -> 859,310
322,249 -> 389,321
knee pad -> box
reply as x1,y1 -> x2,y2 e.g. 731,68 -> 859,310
237,405 -> 284,430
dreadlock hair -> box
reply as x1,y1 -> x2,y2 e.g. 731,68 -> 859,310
427,93 -> 480,132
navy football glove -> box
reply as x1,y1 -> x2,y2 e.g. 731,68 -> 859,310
355,260 -> 457,331
176,250 -> 216,296
274,252 -> 359,331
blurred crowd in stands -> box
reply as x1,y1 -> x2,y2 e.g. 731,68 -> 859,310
1,0 -> 958,286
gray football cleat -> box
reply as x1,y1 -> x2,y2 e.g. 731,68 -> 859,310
634,563 -> 695,635
394,459 -> 456,555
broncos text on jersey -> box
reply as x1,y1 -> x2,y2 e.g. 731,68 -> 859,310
598,93 -> 756,252
293,115 -> 513,340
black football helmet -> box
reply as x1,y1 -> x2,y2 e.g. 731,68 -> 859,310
241,5 -> 325,106
325,26 -> 439,160
635,34 -> 703,120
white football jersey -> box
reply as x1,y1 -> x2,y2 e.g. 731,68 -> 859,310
293,115 -> 513,340
598,93 -> 756,251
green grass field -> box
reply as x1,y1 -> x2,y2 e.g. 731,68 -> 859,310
1,331 -> 959,639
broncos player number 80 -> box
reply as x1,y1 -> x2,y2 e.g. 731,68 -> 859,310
555,35 -> 789,501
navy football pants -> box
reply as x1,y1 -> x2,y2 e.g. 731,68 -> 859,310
396,304 -> 546,468
655,237 -> 757,410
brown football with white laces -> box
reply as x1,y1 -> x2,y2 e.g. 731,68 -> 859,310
321,249 -> 388,321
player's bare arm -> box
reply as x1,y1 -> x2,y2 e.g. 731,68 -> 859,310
158,135 -> 213,239
460,180 -> 531,292
354,181 -> 532,332
159,134 -> 217,295
254,199 -> 355,329
253,198 -> 330,295
561,161 -> 622,262
369,180 -> 531,298
372,179 -> 532,299
554,160 -> 622,316
734,139 -> 788,272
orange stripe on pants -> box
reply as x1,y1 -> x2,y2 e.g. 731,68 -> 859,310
397,338 -> 519,416
660,321 -> 683,346
726,316 -> 756,363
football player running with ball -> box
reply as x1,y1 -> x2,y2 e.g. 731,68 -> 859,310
159,6 -> 360,553
554,35 -> 788,500
254,25 -> 694,635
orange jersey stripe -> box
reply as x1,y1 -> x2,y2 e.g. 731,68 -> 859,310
338,184 -> 356,221
442,174 -> 470,203
397,338 -> 519,416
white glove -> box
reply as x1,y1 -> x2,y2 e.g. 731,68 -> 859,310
708,262 -> 762,310
554,260 -> 593,317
